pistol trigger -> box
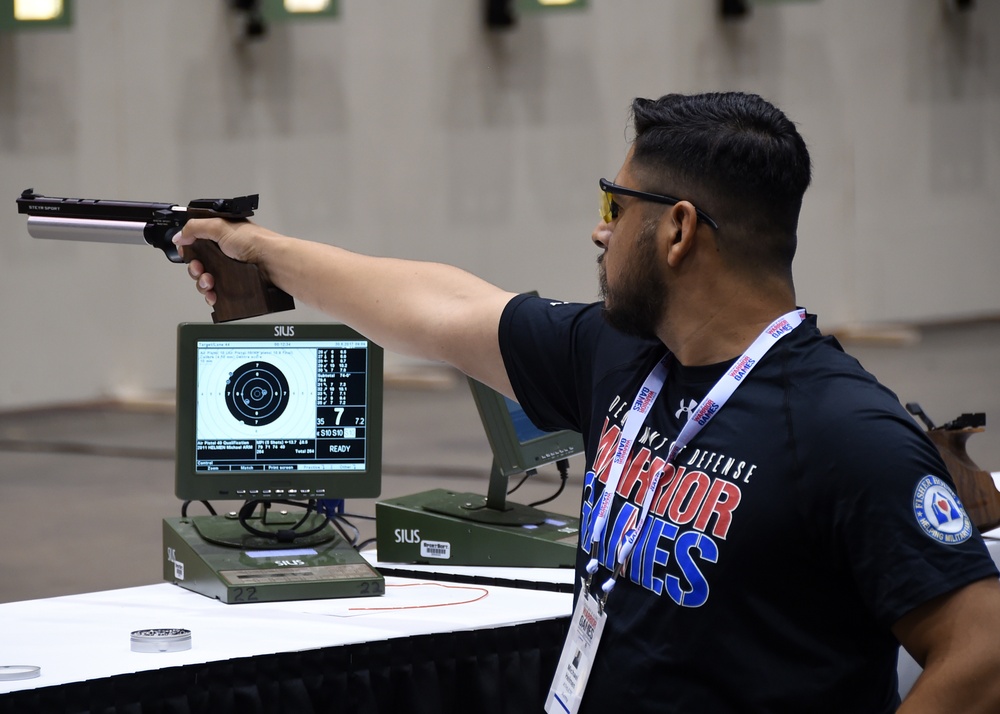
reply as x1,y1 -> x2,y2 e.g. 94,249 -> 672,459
162,227 -> 183,262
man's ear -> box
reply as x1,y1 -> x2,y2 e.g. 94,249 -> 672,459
661,202 -> 700,269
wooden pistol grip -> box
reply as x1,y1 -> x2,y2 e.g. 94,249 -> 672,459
182,239 -> 295,323
926,427 -> 1000,533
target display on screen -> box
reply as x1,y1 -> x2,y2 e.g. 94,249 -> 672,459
196,345 -> 317,441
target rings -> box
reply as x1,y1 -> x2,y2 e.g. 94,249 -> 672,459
225,361 -> 290,426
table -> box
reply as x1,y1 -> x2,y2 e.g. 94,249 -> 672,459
0,576 -> 572,714
6,533 -> 997,711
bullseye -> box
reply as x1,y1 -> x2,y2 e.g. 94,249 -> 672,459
225,361 -> 289,426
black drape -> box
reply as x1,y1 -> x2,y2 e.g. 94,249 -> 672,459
0,618 -> 570,714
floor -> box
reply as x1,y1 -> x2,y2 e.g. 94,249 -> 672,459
1,320 -> 998,605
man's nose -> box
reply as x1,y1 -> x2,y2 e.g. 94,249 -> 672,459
592,221 -> 612,249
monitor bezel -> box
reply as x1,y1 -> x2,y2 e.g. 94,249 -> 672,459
174,322 -> 383,502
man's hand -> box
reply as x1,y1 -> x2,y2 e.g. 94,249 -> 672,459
173,218 -> 273,307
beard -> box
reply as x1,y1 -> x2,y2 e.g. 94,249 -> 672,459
599,218 -> 666,340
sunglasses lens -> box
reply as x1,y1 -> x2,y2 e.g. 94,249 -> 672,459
600,191 -> 614,223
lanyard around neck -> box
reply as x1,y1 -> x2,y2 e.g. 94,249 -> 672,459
585,309 -> 807,600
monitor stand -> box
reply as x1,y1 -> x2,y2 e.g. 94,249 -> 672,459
375,459 -> 580,567
162,509 -> 384,604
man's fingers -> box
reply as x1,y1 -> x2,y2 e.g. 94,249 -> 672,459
197,272 -> 215,294
186,259 -> 205,280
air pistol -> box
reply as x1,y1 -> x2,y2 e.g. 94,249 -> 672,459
16,189 -> 295,323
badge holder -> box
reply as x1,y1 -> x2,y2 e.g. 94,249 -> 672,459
544,578 -> 608,714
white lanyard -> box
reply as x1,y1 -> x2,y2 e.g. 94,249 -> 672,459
584,309 -> 807,601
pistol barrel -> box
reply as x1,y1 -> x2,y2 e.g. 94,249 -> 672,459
26,216 -> 150,246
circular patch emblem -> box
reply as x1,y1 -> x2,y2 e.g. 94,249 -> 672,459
913,475 -> 973,544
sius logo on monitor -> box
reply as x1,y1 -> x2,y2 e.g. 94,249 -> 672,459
274,325 -> 295,337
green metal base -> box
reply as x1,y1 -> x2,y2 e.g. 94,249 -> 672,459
375,489 -> 580,567
163,515 -> 384,604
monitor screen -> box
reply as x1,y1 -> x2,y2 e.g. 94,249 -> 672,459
468,377 -> 584,481
175,323 -> 383,502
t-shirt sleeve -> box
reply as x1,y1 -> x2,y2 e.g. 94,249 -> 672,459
498,294 -> 601,434
800,389 -> 999,627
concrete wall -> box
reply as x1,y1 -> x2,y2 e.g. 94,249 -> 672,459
1,0 -> 997,408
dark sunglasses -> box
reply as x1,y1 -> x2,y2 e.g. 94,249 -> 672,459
599,178 -> 719,231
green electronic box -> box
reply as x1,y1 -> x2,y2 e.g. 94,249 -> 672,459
163,513 -> 383,604
376,376 -> 585,568
376,488 -> 579,567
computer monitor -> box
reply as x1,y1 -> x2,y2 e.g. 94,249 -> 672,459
174,322 -> 383,503
467,377 -> 584,514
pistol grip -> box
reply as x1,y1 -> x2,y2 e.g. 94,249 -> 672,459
182,239 -> 295,323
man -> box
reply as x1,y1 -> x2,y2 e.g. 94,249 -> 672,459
176,92 -> 1000,712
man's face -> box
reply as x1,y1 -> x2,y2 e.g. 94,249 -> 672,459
594,157 -> 669,340
598,214 -> 666,340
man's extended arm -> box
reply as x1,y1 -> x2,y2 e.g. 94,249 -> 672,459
895,576 -> 1000,713
174,218 -> 517,399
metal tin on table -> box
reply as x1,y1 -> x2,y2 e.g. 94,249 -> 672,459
0,665 -> 41,680
130,628 -> 192,653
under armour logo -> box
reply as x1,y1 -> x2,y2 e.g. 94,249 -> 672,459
676,399 -> 698,421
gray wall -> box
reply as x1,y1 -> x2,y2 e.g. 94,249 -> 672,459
1,0 -> 998,409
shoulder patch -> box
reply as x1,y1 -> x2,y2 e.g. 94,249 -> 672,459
913,475 -> 973,544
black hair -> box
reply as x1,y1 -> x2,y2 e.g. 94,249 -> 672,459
629,92 -> 812,278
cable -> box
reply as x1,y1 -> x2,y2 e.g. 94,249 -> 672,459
341,512 -> 376,521
331,514 -> 360,547
180,498 -> 370,549
529,459 -> 570,508
285,500 -> 317,530
507,469 -> 535,495
236,499 -> 332,543
180,500 -> 217,517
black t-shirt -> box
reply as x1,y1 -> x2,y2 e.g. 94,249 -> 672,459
499,295 -> 998,714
